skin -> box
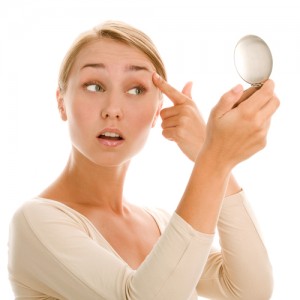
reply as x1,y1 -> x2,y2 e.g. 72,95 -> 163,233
157,77 -> 241,196
153,75 -> 279,232
41,39 -> 164,269
40,38 -> 280,269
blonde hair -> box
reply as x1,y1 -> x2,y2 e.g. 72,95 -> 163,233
58,21 -> 167,93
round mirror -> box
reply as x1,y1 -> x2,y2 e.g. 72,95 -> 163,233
234,35 -> 273,86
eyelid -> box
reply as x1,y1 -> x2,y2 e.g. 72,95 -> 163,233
83,81 -> 105,92
127,85 -> 147,95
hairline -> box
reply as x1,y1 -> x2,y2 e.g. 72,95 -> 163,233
58,22 -> 167,93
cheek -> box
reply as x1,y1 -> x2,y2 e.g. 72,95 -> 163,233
71,104 -> 93,124
64,79 -> 98,123
133,88 -> 161,117
131,101 -> 160,129
66,99 -> 99,146
67,95 -> 97,126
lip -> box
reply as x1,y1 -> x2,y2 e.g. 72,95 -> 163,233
97,127 -> 125,147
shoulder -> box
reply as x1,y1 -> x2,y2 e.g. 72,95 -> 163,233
11,198 -> 72,221
10,198 -> 50,229
9,198 -> 91,237
144,207 -> 172,233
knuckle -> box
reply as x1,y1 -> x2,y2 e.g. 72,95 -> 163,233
162,129 -> 172,140
241,110 -> 253,121
178,115 -> 189,127
258,136 -> 267,149
253,117 -> 263,130
182,104 -> 196,114
160,108 -> 168,119
220,94 -> 232,105
256,128 -> 268,147
162,131 -> 167,139
262,81 -> 275,97
175,126 -> 185,139
274,96 -> 280,109
161,122 -> 166,129
257,129 -> 266,141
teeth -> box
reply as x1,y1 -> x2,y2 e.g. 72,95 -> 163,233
101,132 -> 121,138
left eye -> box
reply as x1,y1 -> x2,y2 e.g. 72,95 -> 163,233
127,87 -> 145,95
85,84 -> 105,92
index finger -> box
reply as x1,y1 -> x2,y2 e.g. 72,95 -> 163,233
152,72 -> 188,105
241,80 -> 275,112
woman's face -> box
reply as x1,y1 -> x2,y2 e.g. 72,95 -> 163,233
58,38 -> 162,167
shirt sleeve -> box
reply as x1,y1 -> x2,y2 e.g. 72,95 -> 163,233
8,200 -> 213,300
196,191 -> 273,300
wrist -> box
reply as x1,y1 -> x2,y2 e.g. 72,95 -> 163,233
226,174 -> 242,196
196,146 -> 234,178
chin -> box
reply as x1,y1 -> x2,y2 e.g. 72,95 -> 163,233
90,153 -> 132,169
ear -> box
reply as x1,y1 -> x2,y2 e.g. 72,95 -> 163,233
151,99 -> 163,128
56,88 -> 67,121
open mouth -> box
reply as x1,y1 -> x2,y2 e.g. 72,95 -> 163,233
98,132 -> 124,141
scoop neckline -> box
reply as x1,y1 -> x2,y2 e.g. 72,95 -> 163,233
34,196 -> 164,266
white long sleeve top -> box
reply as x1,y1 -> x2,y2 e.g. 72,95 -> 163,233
8,191 -> 273,299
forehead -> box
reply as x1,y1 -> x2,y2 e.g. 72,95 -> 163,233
72,39 -> 155,71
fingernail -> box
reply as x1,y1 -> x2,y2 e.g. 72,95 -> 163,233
232,84 -> 243,94
153,72 -> 161,81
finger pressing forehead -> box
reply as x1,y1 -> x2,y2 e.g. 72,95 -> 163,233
152,73 -> 187,105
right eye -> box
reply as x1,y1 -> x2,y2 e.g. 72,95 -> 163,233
85,83 -> 105,92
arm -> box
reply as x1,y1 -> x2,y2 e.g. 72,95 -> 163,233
154,74 -> 279,233
9,199 -> 214,300
153,75 -> 278,298
9,78 -> 278,300
197,191 -> 273,300
157,78 -> 242,197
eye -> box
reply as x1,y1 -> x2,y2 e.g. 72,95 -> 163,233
85,83 -> 105,92
127,86 -> 146,95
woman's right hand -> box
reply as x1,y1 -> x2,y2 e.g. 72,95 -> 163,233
202,79 -> 280,171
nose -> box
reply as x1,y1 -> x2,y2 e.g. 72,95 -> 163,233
100,93 -> 123,120
101,110 -> 121,119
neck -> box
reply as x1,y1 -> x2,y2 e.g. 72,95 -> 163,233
43,148 -> 130,213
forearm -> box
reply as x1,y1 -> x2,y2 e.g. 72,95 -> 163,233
11,202 -> 214,300
196,192 -> 273,299
176,149 -> 232,234
132,213 -> 213,299
218,192 -> 273,298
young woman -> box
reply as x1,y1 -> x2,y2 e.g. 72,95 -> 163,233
8,21 -> 279,299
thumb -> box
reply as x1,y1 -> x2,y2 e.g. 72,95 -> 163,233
213,84 -> 244,117
181,81 -> 193,99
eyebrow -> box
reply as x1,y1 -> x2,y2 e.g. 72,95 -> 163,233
80,63 -> 105,70
125,65 -> 151,72
80,63 -> 151,73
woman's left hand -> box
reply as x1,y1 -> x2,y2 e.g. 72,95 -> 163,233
153,73 -> 206,161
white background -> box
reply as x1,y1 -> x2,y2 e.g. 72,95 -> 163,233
1,0 -> 299,299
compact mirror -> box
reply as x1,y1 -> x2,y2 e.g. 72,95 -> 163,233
234,34 -> 272,86
233,35 -> 273,107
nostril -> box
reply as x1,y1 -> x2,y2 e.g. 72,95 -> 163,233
101,110 -> 122,119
